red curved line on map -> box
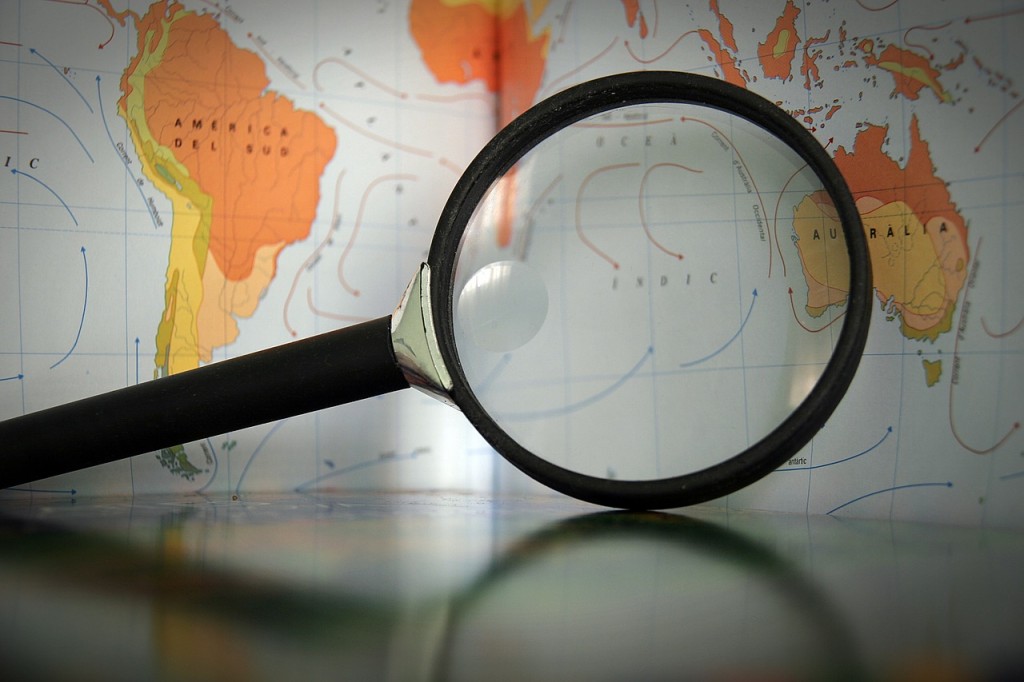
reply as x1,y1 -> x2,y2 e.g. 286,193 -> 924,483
306,288 -> 370,324
576,162 -> 640,269
981,315 -> 1024,339
788,288 -> 846,333
681,115 -> 779,278
46,0 -> 115,48
91,3 -> 115,49
949,237 -> 1021,454
98,19 -> 115,48
338,174 -> 418,297
855,0 -> 899,11
638,162 -> 700,261
773,161 -> 811,282
320,103 -> 435,158
541,37 -> 618,96
623,30 -> 699,65
284,171 -> 346,337
903,21 -> 951,60
975,99 -> 1024,153
574,118 -> 674,129
438,157 -> 464,176
965,6 -> 1024,23
314,56 -> 409,99
87,0 -> 116,49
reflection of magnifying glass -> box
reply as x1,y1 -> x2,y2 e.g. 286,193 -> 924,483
435,512 -> 865,681
0,505 -> 865,680
0,71 -> 870,508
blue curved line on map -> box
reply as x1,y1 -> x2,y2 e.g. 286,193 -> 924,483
11,168 -> 78,225
999,469 -> 1024,481
195,438 -> 220,494
476,353 -> 512,393
0,95 -> 93,162
827,481 -> 953,515
679,289 -> 757,368
0,373 -> 24,382
234,419 -> 287,495
30,48 -> 94,113
50,247 -> 88,370
504,347 -> 654,421
294,449 -> 428,493
776,426 -> 893,472
97,76 -> 159,229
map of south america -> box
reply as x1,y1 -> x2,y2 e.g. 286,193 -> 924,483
104,0 -> 337,377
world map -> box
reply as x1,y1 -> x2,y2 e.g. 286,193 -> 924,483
0,0 -> 1020,526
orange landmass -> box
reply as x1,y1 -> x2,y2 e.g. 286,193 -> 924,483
116,0 -> 179,112
758,0 -> 800,80
801,30 -> 830,90
709,0 -> 738,52
96,0 -> 140,29
140,9 -> 336,281
697,29 -> 746,88
859,42 -> 952,103
620,0 -> 649,38
792,193 -> 849,314
409,0 -> 550,125
835,117 -> 965,239
831,117 -> 969,339
622,0 -> 640,28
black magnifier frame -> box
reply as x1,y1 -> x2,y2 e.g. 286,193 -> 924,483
427,71 -> 871,510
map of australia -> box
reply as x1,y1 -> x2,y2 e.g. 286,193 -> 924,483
104,0 -> 336,377
793,116 -> 969,344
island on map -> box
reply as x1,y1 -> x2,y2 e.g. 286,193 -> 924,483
106,0 -> 337,377
792,115 -> 969,346
857,38 -> 954,104
758,0 -> 800,81
922,358 -> 943,387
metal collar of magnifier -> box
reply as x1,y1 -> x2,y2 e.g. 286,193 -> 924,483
391,263 -> 456,408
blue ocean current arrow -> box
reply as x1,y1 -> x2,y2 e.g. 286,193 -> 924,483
97,75 -> 159,229
776,426 -> 893,472
29,47 -> 94,113
827,481 -> 953,515
50,246 -> 88,369
0,95 -> 93,161
10,168 -> 78,226
679,289 -> 758,368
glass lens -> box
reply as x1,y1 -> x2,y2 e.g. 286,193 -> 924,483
452,102 -> 851,481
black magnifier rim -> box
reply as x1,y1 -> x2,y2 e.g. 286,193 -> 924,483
428,71 -> 871,510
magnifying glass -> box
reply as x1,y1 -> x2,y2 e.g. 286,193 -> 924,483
0,71 -> 871,509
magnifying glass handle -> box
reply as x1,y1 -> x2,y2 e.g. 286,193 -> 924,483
0,316 -> 409,489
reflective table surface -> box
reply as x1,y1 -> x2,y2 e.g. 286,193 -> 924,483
0,492 -> 1021,681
